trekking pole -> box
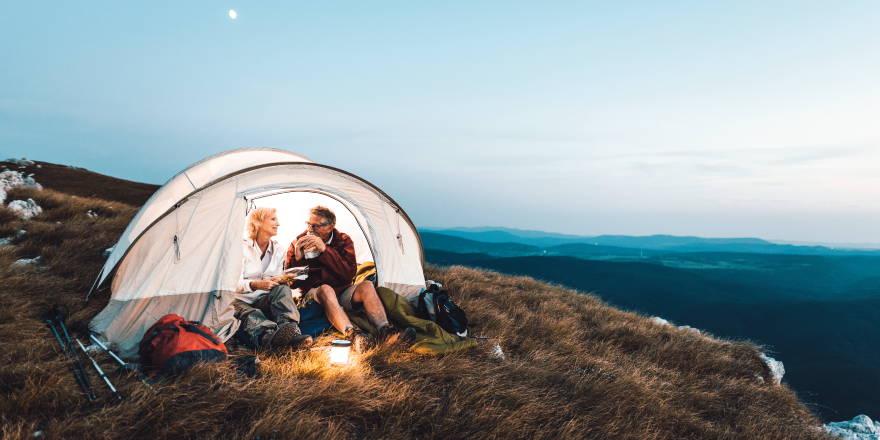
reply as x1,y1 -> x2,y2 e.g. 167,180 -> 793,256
83,331 -> 153,391
55,318 -> 96,400
76,339 -> 122,400
45,319 -> 70,358
45,320 -> 92,401
85,333 -> 125,366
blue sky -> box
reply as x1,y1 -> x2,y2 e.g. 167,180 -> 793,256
2,1 -> 879,243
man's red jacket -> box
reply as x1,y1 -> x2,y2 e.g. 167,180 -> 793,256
285,228 -> 357,295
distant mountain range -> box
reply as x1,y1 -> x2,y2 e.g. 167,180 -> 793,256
420,227 -> 880,256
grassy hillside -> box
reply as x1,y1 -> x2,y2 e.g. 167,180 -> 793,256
424,250 -> 880,421
0,185 -> 834,439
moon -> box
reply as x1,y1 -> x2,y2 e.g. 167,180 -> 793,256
229,10 -> 237,19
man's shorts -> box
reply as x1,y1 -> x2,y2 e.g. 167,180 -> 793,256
307,282 -> 365,313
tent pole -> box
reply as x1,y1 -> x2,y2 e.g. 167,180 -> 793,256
85,267 -> 104,302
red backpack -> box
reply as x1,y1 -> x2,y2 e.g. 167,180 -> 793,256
138,314 -> 228,375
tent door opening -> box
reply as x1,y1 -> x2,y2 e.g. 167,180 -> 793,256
246,189 -> 377,278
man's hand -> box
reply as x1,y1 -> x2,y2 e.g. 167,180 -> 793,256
250,278 -> 280,291
297,235 -> 326,253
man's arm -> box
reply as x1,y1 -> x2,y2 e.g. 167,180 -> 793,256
318,235 -> 357,284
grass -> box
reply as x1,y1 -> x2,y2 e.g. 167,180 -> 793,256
0,185 -> 834,439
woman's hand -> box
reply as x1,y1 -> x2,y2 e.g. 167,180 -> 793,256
250,278 -> 280,291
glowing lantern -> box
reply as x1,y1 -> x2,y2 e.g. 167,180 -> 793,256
330,340 -> 351,366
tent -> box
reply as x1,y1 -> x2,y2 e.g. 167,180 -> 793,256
89,149 -> 426,357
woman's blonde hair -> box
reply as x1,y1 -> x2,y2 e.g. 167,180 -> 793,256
246,207 -> 277,240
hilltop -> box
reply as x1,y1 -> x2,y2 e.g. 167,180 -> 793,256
0,162 -> 835,439
2,159 -> 159,206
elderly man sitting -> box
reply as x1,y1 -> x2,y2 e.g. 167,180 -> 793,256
286,205 -> 415,353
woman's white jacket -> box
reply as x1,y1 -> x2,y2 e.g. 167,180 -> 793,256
236,237 -> 286,304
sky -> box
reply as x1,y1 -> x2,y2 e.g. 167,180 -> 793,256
2,1 -> 879,243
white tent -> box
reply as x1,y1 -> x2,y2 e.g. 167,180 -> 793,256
89,149 -> 426,357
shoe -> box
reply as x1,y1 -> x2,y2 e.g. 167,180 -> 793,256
261,323 -> 301,351
289,334 -> 313,350
345,326 -> 373,354
378,323 -> 417,349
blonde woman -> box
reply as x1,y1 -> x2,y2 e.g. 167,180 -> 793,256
235,207 -> 312,350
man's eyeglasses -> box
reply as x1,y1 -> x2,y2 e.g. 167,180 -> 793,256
305,221 -> 329,229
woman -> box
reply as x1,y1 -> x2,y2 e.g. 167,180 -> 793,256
235,206 -> 312,350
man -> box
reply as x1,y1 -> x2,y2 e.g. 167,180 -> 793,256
286,205 -> 415,353
235,207 -> 313,351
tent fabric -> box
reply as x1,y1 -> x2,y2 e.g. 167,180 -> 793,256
90,149 -> 426,358
98,149 -> 314,288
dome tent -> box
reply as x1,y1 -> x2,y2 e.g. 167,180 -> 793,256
89,149 -> 426,357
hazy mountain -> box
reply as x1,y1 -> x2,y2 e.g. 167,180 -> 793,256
421,228 -> 880,257
420,232 -> 542,256
769,239 -> 880,250
421,226 -> 589,240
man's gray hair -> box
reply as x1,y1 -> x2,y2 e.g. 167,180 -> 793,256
310,205 -> 336,227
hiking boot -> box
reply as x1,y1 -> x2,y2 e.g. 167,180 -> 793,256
345,326 -> 373,354
261,323 -> 302,351
378,323 -> 417,349
288,334 -> 314,350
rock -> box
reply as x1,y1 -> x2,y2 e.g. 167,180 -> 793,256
490,343 -> 506,361
17,230 -> 26,238
12,256 -> 40,268
651,317 -> 670,326
0,170 -> 43,191
759,353 -> 785,385
4,158 -> 35,166
104,245 -> 116,257
824,414 -> 880,439
8,198 -> 43,220
0,237 -> 11,246
677,325 -> 701,334
0,188 -> 5,204
87,210 -> 98,218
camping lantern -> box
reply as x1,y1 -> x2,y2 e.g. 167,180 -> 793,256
330,340 -> 351,366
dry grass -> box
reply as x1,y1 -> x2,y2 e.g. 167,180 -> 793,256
0,188 -> 833,439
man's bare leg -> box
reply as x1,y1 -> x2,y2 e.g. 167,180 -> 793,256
352,282 -> 389,328
313,285 -> 352,333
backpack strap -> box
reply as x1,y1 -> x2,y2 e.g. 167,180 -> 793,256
138,328 -> 162,356
179,323 -> 220,345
